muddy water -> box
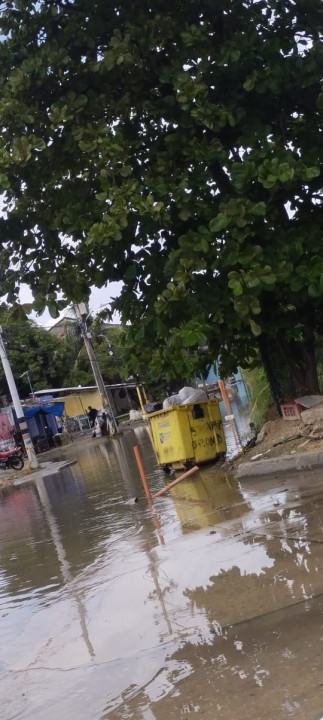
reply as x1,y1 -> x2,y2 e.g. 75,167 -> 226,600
1,427 -> 323,719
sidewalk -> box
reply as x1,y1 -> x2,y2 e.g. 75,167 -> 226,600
0,459 -> 77,489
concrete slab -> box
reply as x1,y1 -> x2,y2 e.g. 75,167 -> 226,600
301,404 -> 323,424
237,448 -> 323,479
13,460 -> 77,487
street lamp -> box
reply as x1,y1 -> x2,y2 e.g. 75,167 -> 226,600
97,335 -> 114,356
20,371 -> 35,401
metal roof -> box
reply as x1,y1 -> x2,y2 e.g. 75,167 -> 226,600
34,383 -> 140,395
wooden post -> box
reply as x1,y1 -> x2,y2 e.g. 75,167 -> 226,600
218,379 -> 232,417
133,445 -> 152,502
136,386 -> 145,413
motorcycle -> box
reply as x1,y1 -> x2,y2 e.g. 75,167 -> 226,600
0,446 -> 24,471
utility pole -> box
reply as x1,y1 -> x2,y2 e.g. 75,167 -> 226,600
73,304 -> 118,434
0,327 -> 38,469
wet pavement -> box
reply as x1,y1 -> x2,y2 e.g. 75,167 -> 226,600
1,426 -> 323,719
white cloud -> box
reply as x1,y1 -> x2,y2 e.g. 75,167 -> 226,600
18,281 -> 123,327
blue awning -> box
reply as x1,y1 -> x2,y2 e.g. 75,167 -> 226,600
23,403 -> 65,419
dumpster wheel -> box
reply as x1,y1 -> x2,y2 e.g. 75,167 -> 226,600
162,465 -> 172,475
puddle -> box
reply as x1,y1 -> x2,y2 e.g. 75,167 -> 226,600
1,428 -> 323,719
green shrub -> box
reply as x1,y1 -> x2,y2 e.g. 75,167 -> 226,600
241,367 -> 272,431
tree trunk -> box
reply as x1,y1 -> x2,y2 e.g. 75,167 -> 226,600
258,336 -> 282,416
286,347 -> 320,396
278,331 -> 320,397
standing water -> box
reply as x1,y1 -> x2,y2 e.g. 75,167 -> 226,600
1,426 -> 323,719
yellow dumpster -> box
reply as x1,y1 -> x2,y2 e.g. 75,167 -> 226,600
148,399 -> 226,468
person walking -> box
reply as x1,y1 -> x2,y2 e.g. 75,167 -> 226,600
87,406 -> 98,428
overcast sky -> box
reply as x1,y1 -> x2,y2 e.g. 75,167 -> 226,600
19,281 -> 123,327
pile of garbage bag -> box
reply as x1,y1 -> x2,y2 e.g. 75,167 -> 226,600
129,409 -> 144,421
143,386 -> 208,415
143,401 -> 163,414
163,386 -> 208,409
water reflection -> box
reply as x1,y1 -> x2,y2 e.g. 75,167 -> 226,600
35,476 -> 95,658
2,430 -> 323,719
169,467 -> 250,532
0,484 -> 60,605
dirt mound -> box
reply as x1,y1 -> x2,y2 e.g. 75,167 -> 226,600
231,416 -> 323,470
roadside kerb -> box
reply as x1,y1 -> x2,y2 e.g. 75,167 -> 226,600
13,460 -> 77,487
237,449 -> 323,479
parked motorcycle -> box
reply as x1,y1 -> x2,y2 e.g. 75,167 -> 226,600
0,447 -> 24,471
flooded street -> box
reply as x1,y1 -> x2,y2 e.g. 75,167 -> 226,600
1,426 -> 323,719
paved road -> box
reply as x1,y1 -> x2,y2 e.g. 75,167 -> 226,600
1,430 -> 323,719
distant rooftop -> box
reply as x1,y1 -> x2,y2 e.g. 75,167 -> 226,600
48,307 -> 121,336
34,383 -> 140,396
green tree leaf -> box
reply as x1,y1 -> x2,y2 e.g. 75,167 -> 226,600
209,215 -> 230,233
250,202 -> 266,216
250,319 -> 262,336
0,0 -> 322,391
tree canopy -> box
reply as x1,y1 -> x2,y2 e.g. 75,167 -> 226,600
0,0 -> 322,392
0,303 -> 79,394
0,304 -> 124,396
